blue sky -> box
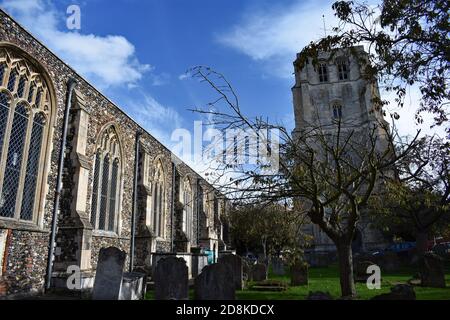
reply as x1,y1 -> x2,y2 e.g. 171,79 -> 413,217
1,0 -> 443,167
0,0 -> 339,144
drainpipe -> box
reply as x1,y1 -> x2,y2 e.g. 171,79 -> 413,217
130,131 -> 141,272
45,78 -> 77,291
170,161 -> 176,252
196,178 -> 200,246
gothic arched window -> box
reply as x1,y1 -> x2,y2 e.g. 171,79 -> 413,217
182,177 -> 193,240
0,48 -> 51,223
90,126 -> 122,232
333,103 -> 343,119
152,160 -> 165,237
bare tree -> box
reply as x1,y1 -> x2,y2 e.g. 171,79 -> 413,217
188,66 -> 420,297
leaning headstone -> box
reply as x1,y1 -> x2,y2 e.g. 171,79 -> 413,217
92,247 -> 127,300
420,253 -> 446,288
371,284 -> 416,300
120,272 -> 145,300
154,257 -> 189,300
218,254 -> 244,290
271,258 -> 285,276
194,263 -> 235,300
252,263 -> 267,282
291,262 -> 308,286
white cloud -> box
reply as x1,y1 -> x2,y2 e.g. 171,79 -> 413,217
178,73 -> 190,81
126,93 -> 184,146
218,0 -> 337,77
1,0 -> 151,89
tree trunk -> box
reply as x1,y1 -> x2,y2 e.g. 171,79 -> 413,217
336,242 -> 356,298
261,237 -> 267,262
416,229 -> 429,256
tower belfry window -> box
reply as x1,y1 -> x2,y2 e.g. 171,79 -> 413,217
337,58 -> 349,80
318,63 -> 328,83
333,104 -> 343,119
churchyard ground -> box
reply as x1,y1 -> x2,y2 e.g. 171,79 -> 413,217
145,263 -> 450,300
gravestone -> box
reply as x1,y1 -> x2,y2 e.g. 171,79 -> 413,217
380,252 -> 401,272
252,263 -> 267,282
92,246 -> 127,300
120,272 -> 145,300
218,254 -> 244,290
354,261 -> 376,283
291,262 -> 308,286
242,259 -> 252,282
371,284 -> 416,300
194,263 -> 235,300
271,258 -> 285,276
420,253 -> 446,288
154,257 -> 189,300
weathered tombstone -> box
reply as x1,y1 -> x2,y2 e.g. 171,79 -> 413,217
120,272 -> 145,300
380,252 -> 401,272
242,259 -> 252,282
218,254 -> 244,290
154,257 -> 189,300
420,253 -> 446,288
92,246 -> 127,300
371,284 -> 416,300
271,257 -> 285,276
252,263 -> 267,282
354,260 -> 376,283
194,263 -> 235,300
291,262 -> 308,286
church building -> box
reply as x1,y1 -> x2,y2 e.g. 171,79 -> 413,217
0,9 -> 228,297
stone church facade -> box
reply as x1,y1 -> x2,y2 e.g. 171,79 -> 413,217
292,46 -> 390,258
0,9 -> 228,297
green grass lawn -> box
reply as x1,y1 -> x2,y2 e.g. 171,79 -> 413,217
145,264 -> 450,300
236,264 -> 450,300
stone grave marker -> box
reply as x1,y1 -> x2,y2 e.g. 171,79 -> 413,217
194,263 -> 235,300
218,254 -> 244,290
291,262 -> 308,286
251,263 -> 267,282
271,257 -> 285,276
154,256 -> 189,300
420,253 -> 446,288
92,246 -> 127,300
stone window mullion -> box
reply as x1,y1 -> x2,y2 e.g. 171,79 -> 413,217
104,157 -> 113,230
158,184 -> 163,237
12,108 -> 34,220
94,153 -> 104,229
0,95 -> 14,200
